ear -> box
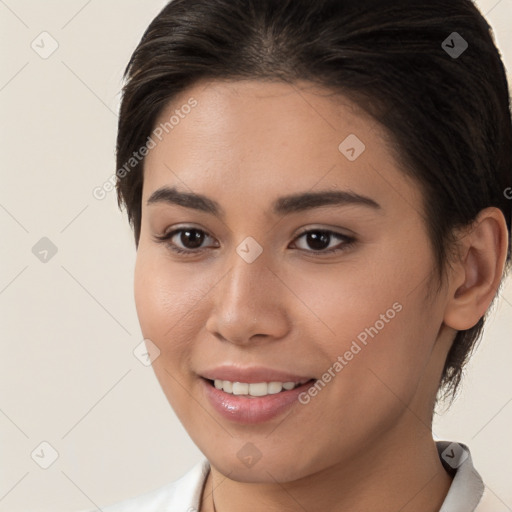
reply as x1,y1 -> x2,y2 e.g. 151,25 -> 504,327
443,207 -> 509,331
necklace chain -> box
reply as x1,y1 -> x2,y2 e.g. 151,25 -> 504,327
211,470 -> 217,512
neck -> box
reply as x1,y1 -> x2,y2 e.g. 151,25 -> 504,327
201,418 -> 452,512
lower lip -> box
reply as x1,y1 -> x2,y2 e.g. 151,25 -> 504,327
201,378 -> 316,424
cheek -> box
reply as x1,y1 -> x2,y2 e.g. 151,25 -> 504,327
281,266 -> 437,461
133,249 -> 213,416
133,250 -> 208,357
288,244 -> 437,400
354,298 -> 435,394
283,252 -> 415,348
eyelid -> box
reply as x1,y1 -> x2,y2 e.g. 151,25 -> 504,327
293,222 -> 356,237
153,226 -> 214,250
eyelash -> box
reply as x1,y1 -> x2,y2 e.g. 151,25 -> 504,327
153,227 -> 356,257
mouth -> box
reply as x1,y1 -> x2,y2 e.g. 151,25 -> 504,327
203,377 -> 315,397
201,376 -> 317,424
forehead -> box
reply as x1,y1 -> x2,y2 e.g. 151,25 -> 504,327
142,79 -> 420,214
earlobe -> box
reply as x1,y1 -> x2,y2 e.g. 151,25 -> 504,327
443,207 -> 509,331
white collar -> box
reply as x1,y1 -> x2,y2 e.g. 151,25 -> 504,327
436,441 -> 484,511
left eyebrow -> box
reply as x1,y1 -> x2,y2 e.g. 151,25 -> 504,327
146,186 -> 382,219
273,190 -> 381,215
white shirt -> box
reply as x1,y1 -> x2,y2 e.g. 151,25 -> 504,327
91,441 -> 500,512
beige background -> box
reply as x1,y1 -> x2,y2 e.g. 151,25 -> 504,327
0,1 -> 511,511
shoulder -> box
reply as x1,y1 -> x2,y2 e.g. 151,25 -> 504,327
83,459 -> 210,512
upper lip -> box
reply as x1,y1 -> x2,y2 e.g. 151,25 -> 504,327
200,365 -> 314,384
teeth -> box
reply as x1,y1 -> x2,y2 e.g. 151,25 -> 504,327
212,379 -> 309,396
232,382 -> 249,395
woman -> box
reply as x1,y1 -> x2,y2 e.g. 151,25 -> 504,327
97,0 -> 511,510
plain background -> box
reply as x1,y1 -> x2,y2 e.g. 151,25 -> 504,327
0,1 -> 511,511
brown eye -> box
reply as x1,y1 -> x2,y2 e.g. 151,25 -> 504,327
154,227 -> 217,255
176,229 -> 206,249
292,230 -> 356,254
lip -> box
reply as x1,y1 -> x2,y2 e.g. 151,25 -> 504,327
199,365 -> 314,384
201,377 -> 316,424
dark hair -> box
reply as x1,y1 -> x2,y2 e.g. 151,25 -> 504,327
115,0 -> 512,401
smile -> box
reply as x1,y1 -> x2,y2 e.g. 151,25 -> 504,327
211,378 -> 311,397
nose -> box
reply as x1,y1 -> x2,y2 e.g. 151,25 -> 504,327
205,249 -> 291,346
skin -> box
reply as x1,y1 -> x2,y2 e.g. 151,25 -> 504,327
134,79 -> 509,512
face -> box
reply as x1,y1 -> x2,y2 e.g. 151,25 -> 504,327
134,79 -> 452,482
